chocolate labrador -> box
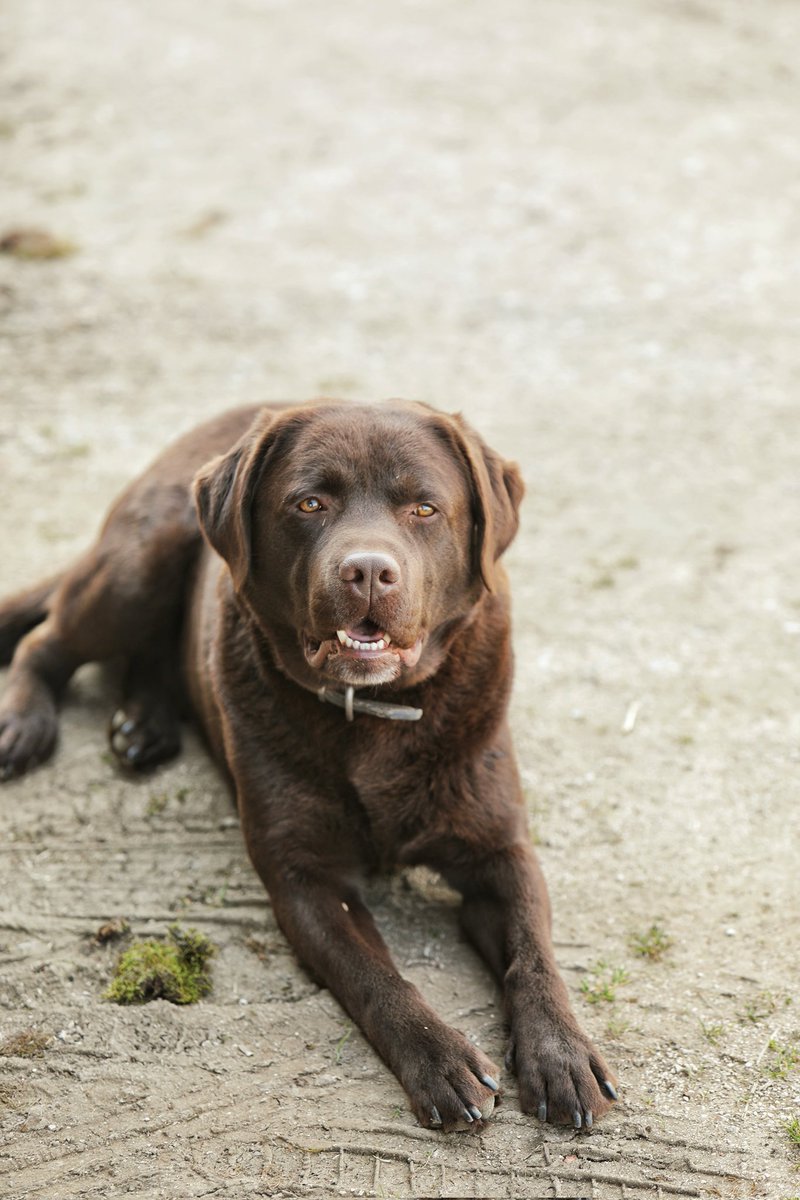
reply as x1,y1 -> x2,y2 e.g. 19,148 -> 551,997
0,401 -> 617,1131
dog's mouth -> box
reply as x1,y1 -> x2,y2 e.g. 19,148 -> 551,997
303,619 -> 424,680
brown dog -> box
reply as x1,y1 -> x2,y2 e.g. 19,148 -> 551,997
0,401 -> 617,1132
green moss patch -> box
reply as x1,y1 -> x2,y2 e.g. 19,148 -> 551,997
105,924 -> 216,1005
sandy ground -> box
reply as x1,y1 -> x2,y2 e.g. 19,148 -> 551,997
1,1 -> 799,1196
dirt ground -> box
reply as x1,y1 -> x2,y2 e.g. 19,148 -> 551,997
1,1 -> 799,1196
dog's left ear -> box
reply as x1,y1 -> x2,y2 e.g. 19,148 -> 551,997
441,414 -> 525,592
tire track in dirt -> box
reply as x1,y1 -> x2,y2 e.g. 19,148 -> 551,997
3,1115 -> 757,1200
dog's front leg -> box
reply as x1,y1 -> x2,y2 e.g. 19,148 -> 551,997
444,841 -> 618,1128
238,801 -> 501,1132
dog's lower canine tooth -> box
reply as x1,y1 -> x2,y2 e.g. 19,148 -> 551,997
336,630 -> 347,644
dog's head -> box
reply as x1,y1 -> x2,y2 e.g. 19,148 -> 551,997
194,401 -> 523,691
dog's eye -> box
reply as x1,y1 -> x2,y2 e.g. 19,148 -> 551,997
297,496 -> 324,513
413,503 -> 437,518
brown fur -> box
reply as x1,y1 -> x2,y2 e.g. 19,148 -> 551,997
0,400 -> 617,1132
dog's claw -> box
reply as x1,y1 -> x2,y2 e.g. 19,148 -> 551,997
538,1102 -> 547,1122
603,1080 -> 619,1101
585,1110 -> 593,1129
573,1109 -> 582,1129
462,1108 -> 474,1123
430,1106 -> 442,1127
481,1074 -> 499,1091
467,1105 -> 482,1121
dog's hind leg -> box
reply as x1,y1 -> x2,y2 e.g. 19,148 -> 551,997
0,602 -> 82,780
0,572 -> 63,666
0,523 -> 199,780
0,555 -> 105,779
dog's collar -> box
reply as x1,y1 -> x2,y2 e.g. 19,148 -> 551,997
317,685 -> 423,723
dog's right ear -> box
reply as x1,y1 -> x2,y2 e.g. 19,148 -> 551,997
193,411 -> 280,591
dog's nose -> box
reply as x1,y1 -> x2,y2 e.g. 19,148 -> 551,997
339,552 -> 401,599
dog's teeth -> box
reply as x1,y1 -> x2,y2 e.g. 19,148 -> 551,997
337,633 -> 389,651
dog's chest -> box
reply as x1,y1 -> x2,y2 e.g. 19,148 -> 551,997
341,732 -> 447,870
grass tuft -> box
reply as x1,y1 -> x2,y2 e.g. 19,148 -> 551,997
0,1029 -> 51,1058
700,1020 -> 725,1045
740,991 -> 778,1024
766,1039 -> 800,1080
333,1024 -> 353,1064
629,922 -> 673,961
580,961 -> 629,1005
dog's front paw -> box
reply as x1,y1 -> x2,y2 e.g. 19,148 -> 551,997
400,1023 -> 501,1133
507,1018 -> 618,1129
